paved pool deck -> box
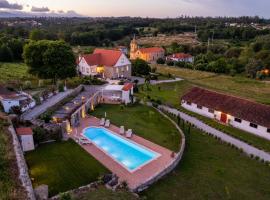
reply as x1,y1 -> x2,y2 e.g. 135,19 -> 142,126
69,116 -> 174,190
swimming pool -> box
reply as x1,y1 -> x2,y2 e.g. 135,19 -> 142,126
83,127 -> 160,172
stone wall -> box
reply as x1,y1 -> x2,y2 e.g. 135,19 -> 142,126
8,124 -> 36,200
132,105 -> 186,192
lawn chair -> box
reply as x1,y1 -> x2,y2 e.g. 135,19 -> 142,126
105,119 -> 110,128
100,118 -> 105,126
126,129 -> 133,138
80,139 -> 92,145
120,126 -> 125,135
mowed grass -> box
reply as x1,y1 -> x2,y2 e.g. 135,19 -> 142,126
154,65 -> 270,105
137,81 -> 270,154
91,104 -> 181,152
73,186 -> 138,200
142,115 -> 270,200
25,140 -> 109,197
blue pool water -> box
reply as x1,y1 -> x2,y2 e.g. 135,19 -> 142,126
84,127 -> 159,172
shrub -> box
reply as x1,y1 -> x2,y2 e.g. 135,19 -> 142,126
166,60 -> 174,66
157,58 -> 165,64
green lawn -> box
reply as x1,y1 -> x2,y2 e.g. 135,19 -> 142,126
137,81 -> 270,153
73,186 -> 138,200
25,140 -> 109,197
154,65 -> 270,105
91,104 -> 181,152
0,62 -> 32,83
141,114 -> 270,200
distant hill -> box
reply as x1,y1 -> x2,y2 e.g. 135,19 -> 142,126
0,10 -> 84,18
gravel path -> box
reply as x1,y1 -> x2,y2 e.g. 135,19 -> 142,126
159,105 -> 270,162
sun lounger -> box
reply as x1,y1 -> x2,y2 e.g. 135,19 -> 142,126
100,118 -> 105,126
105,119 -> 110,128
120,126 -> 125,135
126,129 -> 133,138
80,139 -> 92,145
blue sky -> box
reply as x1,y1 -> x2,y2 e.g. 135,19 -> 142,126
3,0 -> 270,18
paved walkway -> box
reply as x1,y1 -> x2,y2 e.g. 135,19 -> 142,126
150,77 -> 183,85
159,105 -> 270,162
21,90 -> 73,121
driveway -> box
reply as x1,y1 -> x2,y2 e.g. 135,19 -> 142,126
21,90 -> 74,121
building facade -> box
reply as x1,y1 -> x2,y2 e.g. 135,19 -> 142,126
181,87 -> 270,141
0,86 -> 36,113
130,37 -> 165,63
77,49 -> 132,79
16,127 -> 35,152
166,53 -> 194,63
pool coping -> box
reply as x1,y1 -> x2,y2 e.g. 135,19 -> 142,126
82,126 -> 161,173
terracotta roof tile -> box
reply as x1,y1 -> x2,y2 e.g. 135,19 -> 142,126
182,87 -> 270,128
16,127 -> 33,136
167,53 -> 192,59
122,83 -> 133,91
138,47 -> 165,54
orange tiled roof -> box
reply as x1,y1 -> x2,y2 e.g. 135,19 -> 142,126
168,53 -> 192,59
122,83 -> 133,91
79,49 -> 123,67
138,47 -> 165,54
16,127 -> 33,136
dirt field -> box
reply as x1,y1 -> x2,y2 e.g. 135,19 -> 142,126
137,33 -> 200,47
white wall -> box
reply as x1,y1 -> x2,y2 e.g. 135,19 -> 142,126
78,58 -> 97,76
20,135 -> 35,152
1,99 -> 20,113
182,101 -> 215,119
114,53 -> 131,67
229,117 -> 270,141
181,101 -> 270,141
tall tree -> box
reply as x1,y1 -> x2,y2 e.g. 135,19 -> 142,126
23,40 -> 76,83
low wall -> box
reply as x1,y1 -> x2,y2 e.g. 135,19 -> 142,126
133,104 -> 186,192
8,124 -> 36,200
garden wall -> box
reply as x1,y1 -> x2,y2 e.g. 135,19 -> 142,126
133,105 -> 186,192
8,123 -> 36,200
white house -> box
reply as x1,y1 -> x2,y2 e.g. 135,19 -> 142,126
181,87 -> 270,141
0,86 -> 36,113
102,83 -> 134,104
77,49 -> 132,79
166,53 -> 194,63
16,127 -> 35,152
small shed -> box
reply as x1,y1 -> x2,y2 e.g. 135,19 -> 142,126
16,127 -> 35,152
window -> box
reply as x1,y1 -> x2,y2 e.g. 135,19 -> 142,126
126,66 -> 129,71
234,118 -> 242,123
86,68 -> 89,73
197,105 -> 202,109
250,123 -> 258,129
187,101 -> 192,105
208,108 -> 214,113
267,128 -> 270,133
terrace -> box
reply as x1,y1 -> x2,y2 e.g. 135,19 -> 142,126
69,115 -> 178,190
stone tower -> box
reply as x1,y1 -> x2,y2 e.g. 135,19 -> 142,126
130,35 -> 138,60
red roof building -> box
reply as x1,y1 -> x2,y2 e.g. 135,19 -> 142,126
77,48 -> 132,79
181,87 -> 270,140
166,53 -> 194,63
